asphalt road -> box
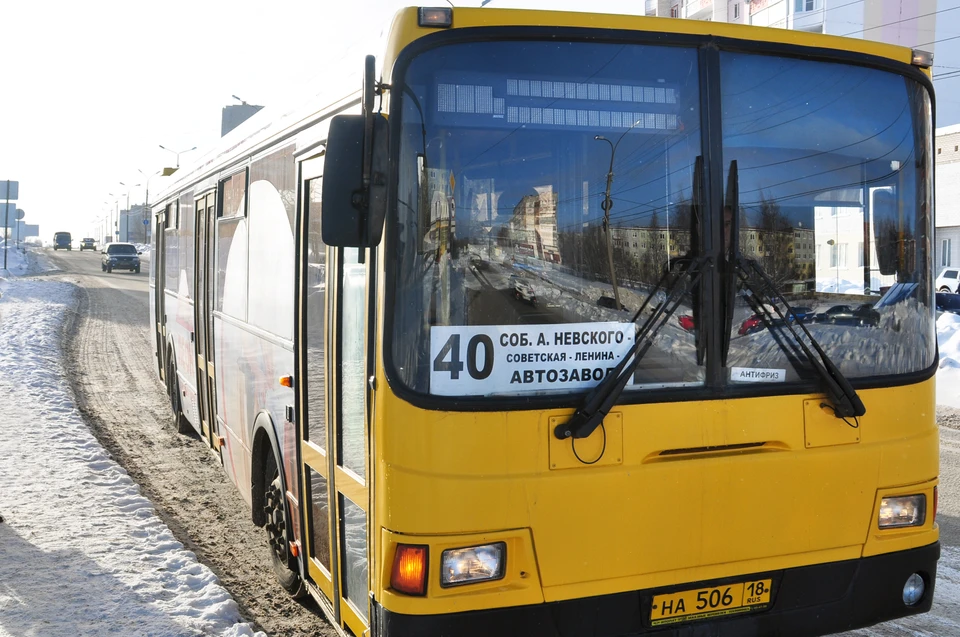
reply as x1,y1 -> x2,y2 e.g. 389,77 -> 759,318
41,246 -> 960,637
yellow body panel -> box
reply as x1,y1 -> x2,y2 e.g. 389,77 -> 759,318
374,370 -> 938,613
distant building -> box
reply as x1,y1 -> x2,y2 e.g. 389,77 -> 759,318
510,186 -> 561,264
222,103 -> 265,137
425,168 -> 455,250
936,125 -> 960,273
644,0 -> 937,55
120,204 -> 150,243
611,225 -> 688,262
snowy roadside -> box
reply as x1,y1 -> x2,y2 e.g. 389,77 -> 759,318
2,243 -> 959,637
937,312 -> 960,409
0,247 -> 265,637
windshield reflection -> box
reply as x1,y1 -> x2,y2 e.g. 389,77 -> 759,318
719,52 -> 934,384
389,39 -> 934,399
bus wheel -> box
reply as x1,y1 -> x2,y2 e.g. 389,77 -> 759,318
263,454 -> 306,597
166,357 -> 193,435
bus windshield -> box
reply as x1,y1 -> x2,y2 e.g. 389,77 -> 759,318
389,39 -> 934,400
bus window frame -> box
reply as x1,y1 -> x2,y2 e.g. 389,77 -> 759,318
218,168 -> 249,219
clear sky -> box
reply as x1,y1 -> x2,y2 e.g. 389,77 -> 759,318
0,0 -> 956,243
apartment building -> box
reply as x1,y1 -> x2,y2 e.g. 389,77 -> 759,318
936,125 -> 960,273
645,0 -> 937,47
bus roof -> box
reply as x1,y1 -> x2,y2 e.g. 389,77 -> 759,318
381,6 -> 917,77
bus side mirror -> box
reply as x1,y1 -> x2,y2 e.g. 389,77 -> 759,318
322,54 -> 388,248
321,114 -> 388,247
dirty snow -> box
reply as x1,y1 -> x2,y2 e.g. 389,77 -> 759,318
0,246 -> 264,637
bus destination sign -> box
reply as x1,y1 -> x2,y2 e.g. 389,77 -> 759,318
429,322 -> 635,396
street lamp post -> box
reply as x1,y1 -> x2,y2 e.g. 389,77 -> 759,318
159,144 -> 197,169
106,195 -> 121,244
102,205 -> 110,244
119,182 -> 141,242
595,138 -> 628,311
594,119 -> 647,311
138,168 -> 163,243
93,216 -> 104,245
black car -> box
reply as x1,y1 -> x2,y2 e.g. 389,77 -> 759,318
936,292 -> 960,319
597,295 -> 628,311
101,242 -> 141,273
818,303 -> 880,326
80,238 -> 96,251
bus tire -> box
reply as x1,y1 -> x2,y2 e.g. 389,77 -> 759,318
263,453 -> 307,598
166,354 -> 193,435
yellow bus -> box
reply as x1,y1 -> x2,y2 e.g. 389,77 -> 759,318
151,6 -> 939,636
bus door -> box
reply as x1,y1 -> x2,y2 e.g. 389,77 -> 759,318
296,155 -> 371,636
194,192 -> 220,450
154,212 -> 166,381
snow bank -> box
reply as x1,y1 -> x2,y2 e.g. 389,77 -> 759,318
938,312 -> 960,408
0,278 -> 264,637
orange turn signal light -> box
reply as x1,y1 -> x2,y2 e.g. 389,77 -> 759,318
279,375 -> 293,388
391,544 -> 428,596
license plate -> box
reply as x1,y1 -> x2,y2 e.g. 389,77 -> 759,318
650,579 -> 773,626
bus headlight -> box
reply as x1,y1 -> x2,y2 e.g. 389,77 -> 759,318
440,542 -> 506,587
879,495 -> 926,528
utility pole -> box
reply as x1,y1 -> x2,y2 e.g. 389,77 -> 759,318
594,119 -> 644,310
2,181 -> 19,270
139,168 -> 162,244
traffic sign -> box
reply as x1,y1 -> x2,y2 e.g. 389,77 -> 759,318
1,181 -> 18,201
0,203 -> 16,225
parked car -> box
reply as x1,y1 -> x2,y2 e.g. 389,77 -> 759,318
817,303 -> 880,326
678,314 -> 695,331
79,237 -> 96,251
785,306 -> 814,323
936,292 -> 960,319
936,267 -> 960,294
101,242 -> 141,273
738,313 -> 765,335
597,295 -> 628,311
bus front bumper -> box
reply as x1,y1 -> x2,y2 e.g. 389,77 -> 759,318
373,542 -> 939,637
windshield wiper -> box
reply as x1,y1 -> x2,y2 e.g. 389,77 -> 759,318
721,161 -> 739,367
734,256 -> 866,419
721,160 -> 862,419
554,256 -> 711,440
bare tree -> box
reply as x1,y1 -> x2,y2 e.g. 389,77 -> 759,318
755,196 -> 798,287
